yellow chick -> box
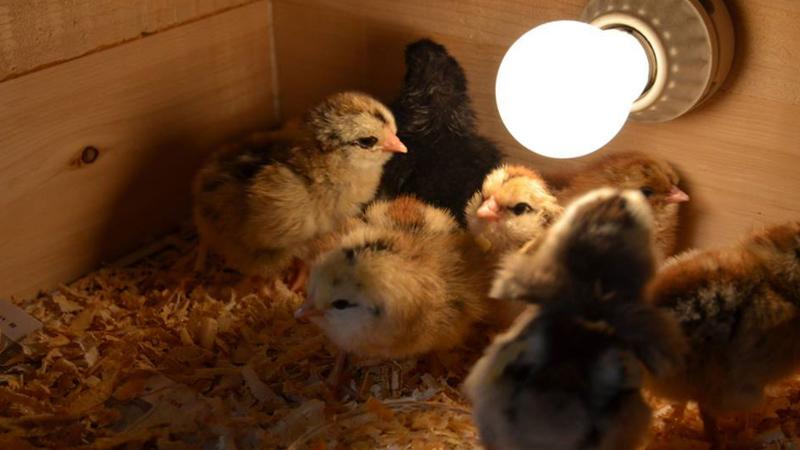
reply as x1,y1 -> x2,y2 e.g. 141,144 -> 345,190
466,188 -> 685,450
648,221 -> 800,449
465,165 -> 563,258
551,151 -> 689,260
192,92 -> 406,285
295,197 -> 488,360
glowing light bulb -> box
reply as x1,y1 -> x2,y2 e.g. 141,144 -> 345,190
496,20 -> 650,159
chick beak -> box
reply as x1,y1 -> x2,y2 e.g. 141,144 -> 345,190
294,300 -> 324,323
382,131 -> 407,154
665,185 -> 690,203
476,196 -> 501,221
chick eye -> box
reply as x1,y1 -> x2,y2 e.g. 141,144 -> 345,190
355,136 -> 378,149
511,203 -> 534,216
331,299 -> 356,310
640,187 -> 654,198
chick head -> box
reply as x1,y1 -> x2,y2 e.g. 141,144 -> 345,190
593,152 -> 689,208
305,91 -> 407,166
466,165 -> 563,254
296,227 -> 444,359
397,39 -> 474,136
492,188 -> 655,304
464,304 -> 658,450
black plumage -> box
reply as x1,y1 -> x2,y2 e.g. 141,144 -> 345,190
378,39 -> 503,226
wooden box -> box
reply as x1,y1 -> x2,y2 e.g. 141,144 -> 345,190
1,1 -> 799,448
2,0 -> 799,300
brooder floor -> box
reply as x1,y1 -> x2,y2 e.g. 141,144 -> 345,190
2,230 -> 799,449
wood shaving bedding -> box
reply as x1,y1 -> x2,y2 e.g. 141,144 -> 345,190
2,229 -> 800,449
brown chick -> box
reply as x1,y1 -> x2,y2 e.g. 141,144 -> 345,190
552,151 -> 689,260
465,165 -> 563,258
192,92 -> 406,283
294,197 -> 488,360
648,221 -> 800,449
466,188 -> 685,450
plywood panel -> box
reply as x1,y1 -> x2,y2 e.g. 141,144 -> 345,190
0,1 -> 277,299
272,0 -> 584,119
0,0 -> 258,81
273,0 -> 800,251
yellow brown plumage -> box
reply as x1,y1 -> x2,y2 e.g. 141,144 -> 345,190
192,92 -> 406,281
465,164 -> 562,258
295,196 -> 489,360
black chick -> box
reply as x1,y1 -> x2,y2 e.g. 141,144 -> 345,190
378,38 -> 503,226
491,188 -> 658,305
465,188 -> 686,450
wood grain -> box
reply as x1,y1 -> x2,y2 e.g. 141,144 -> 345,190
0,0 -> 258,81
273,0 -> 800,250
0,1 -> 277,299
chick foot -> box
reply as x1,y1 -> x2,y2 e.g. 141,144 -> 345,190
327,351 -> 349,387
324,351 -> 361,399
285,257 -> 310,292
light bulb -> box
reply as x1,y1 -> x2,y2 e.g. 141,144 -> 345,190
496,20 -> 650,159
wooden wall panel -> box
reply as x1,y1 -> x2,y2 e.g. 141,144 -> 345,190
273,0 -> 800,251
272,0 -> 584,120
0,0 -> 259,81
0,1 -> 277,299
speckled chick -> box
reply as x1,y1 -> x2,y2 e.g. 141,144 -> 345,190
551,151 -> 689,260
466,188 -> 685,450
378,39 -> 503,226
295,196 -> 489,359
192,92 -> 406,278
465,164 -> 563,259
491,188 -> 658,305
648,221 -> 800,448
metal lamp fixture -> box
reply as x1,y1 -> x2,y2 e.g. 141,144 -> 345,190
495,0 -> 735,159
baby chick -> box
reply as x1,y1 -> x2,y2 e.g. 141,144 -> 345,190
551,151 -> 689,260
491,188 -> 659,305
192,92 -> 406,282
465,302 -> 682,450
378,39 -> 503,226
648,221 -> 800,448
465,164 -> 563,258
466,188 -> 685,450
294,196 -> 489,360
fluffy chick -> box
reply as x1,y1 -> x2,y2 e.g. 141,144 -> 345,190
551,151 -> 689,260
466,188 -> 685,450
192,92 -> 406,279
378,38 -> 503,226
465,302 -> 682,450
295,197 -> 488,359
648,221 -> 800,448
492,188 -> 658,305
465,164 -> 563,258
